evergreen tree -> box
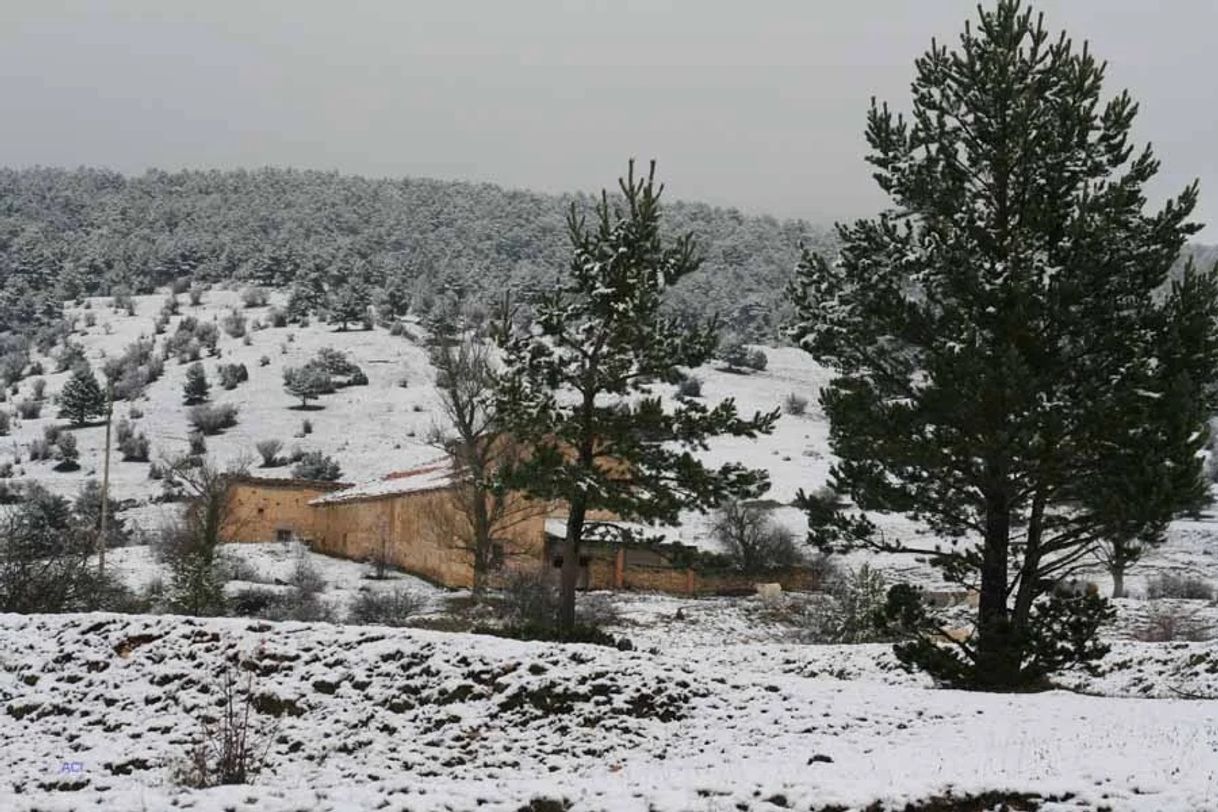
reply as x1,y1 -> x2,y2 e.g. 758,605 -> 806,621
494,161 -> 779,635
379,270 -> 413,320
283,364 -> 332,408
57,364 -> 106,426
327,265 -> 372,331
182,361 -> 210,405
790,1 -> 1218,689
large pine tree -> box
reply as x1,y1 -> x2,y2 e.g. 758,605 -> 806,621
57,364 -> 106,427
790,1 -> 1218,689
494,161 -> 779,635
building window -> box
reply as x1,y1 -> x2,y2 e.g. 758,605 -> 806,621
275,528 -> 292,543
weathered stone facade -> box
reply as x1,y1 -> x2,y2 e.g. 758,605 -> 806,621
223,466 -> 823,595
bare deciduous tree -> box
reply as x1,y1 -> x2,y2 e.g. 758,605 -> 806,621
428,335 -> 536,598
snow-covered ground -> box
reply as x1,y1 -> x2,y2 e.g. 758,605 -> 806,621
2,290 -> 1217,810
0,612 -> 1215,812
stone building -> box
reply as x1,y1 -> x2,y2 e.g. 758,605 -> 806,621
222,459 -> 821,594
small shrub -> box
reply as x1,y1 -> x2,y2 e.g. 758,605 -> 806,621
784,392 -> 809,416
676,377 -> 702,398
1146,574 -> 1215,600
348,589 -> 425,626
175,662 -> 276,788
258,355 -> 270,367
499,568 -> 558,628
53,431 -> 80,471
16,399 -> 41,419
183,362 -> 210,404
801,565 -> 895,644
171,277 -> 192,295
301,418 -> 313,435
161,294 -> 180,317
255,439 -> 284,468
84,311 -> 97,327
221,309 -> 247,339
291,451 -> 341,481
0,411 -> 8,436
196,322 -> 220,355
1133,602 -> 1213,642
28,437 -> 53,461
188,403 -> 239,435
241,287 -> 269,308
388,321 -> 406,337
266,307 -> 287,328
118,425 -> 151,462
111,291 -> 135,312
218,363 -> 249,390
188,287 -> 204,306
289,553 -> 326,596
187,431 -> 207,456
30,378 -> 46,400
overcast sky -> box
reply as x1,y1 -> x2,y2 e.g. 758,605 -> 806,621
2,1 -> 1215,234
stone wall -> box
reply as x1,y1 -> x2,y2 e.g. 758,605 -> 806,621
222,477 -> 343,543
311,489 -> 552,588
582,547 -> 822,595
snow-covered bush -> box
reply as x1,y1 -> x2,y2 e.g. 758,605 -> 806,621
217,362 -> 249,390
255,439 -> 283,467
182,362 -> 209,404
348,589 -> 425,627
784,392 -> 809,416
291,451 -> 341,481
117,419 -> 150,462
52,431 -> 79,471
188,403 -> 239,436
676,377 -> 702,398
1146,574 -> 1214,600
241,287 -> 269,308
289,552 -> 325,596
800,564 -> 894,644
499,568 -> 558,628
221,308 -> 246,339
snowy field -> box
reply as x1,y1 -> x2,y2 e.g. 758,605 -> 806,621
0,612 -> 1215,812
1,290 -> 1217,810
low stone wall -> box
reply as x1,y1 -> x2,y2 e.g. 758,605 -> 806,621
584,551 -> 821,595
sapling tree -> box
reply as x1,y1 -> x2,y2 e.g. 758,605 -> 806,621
494,161 -> 779,635
791,1 -> 1218,689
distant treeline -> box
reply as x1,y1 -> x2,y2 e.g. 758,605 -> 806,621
0,166 -> 834,339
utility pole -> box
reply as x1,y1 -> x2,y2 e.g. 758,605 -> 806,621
97,383 -> 113,575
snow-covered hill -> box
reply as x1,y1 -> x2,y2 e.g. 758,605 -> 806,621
5,289 -> 1217,596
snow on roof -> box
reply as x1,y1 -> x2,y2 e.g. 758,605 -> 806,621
309,458 -> 461,505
